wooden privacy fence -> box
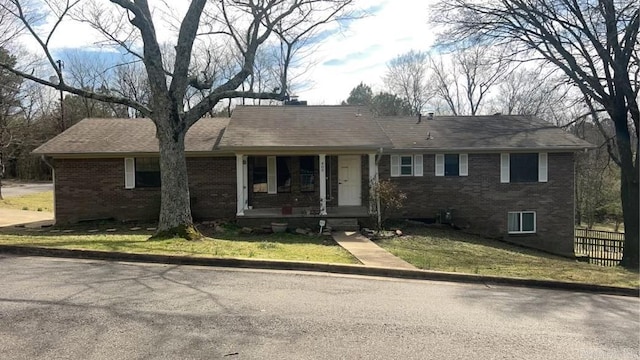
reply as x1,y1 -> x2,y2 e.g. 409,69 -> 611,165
574,229 -> 625,267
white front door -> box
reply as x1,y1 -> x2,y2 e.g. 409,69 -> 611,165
338,155 -> 361,206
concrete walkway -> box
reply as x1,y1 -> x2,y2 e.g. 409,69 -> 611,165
332,231 -> 416,269
0,208 -> 54,228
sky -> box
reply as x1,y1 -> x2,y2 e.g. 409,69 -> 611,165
21,0 -> 437,106
295,0 -> 436,105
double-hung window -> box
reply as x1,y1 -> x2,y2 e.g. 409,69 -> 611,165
501,153 -> 547,183
435,154 -> 468,177
300,156 -> 315,192
390,155 -> 423,177
252,157 -> 268,193
508,211 -> 536,234
124,157 -> 161,189
252,156 -> 291,194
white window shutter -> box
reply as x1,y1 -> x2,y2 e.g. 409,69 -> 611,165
267,156 -> 277,194
435,154 -> 444,176
500,153 -> 510,183
538,152 -> 548,182
459,153 -> 468,176
414,154 -> 423,176
390,155 -> 400,177
124,158 -> 135,189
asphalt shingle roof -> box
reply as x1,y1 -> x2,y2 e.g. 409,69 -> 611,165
377,115 -> 593,151
32,117 -> 229,155
32,107 -> 593,156
218,105 -> 392,150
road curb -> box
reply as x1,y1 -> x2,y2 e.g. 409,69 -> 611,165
0,245 -> 637,297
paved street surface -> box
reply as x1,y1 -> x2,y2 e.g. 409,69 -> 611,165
0,256 -> 638,359
0,182 -> 53,198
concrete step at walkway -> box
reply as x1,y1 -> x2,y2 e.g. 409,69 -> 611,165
327,218 -> 359,231
332,231 -> 416,269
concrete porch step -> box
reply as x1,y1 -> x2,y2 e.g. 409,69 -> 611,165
327,218 -> 359,231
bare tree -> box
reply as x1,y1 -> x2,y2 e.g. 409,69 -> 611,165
0,0 -> 354,239
0,0 -> 22,48
427,54 -> 462,115
492,67 -> 576,125
573,120 -> 622,230
0,47 -> 23,199
384,50 -> 431,116
111,60 -> 150,117
427,45 -> 508,115
433,0 -> 639,269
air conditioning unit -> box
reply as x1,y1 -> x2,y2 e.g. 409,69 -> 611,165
438,208 -> 454,224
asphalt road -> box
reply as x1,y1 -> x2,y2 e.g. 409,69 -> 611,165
0,256 -> 638,360
0,182 -> 53,198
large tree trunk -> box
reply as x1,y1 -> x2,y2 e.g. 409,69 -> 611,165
152,114 -> 200,240
614,110 -> 639,270
619,155 -> 639,270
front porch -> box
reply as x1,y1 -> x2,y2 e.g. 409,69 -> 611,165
241,205 -> 369,218
236,206 -> 369,231
234,153 -> 379,218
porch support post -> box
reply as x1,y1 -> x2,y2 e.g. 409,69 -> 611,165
368,153 -> 378,215
236,154 -> 245,216
242,155 -> 248,210
319,154 -> 327,215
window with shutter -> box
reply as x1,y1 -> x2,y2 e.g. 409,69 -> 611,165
444,154 -> 459,176
510,153 -> 538,182
135,158 -> 161,188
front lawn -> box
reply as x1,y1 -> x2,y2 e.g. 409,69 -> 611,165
0,224 -> 358,264
0,191 -> 54,212
376,226 -> 639,288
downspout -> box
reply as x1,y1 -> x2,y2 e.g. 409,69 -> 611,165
40,155 -> 55,222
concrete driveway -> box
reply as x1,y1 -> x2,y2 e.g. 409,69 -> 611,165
0,208 -> 54,227
0,181 -> 54,227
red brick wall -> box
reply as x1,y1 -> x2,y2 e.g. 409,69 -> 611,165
378,153 -> 576,256
187,157 -> 237,220
54,157 -> 236,224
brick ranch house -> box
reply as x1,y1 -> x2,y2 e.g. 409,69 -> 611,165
33,105 -> 592,256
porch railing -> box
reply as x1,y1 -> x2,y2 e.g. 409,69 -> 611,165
574,229 -> 624,267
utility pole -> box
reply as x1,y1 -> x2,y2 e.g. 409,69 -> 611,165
56,59 -> 65,131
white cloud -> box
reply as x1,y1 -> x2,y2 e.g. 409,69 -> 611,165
16,0 -> 437,105
298,0 -> 436,104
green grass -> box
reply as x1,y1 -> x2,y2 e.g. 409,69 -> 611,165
376,226 -> 639,288
0,191 -> 53,212
0,224 -> 358,264
576,222 -> 624,232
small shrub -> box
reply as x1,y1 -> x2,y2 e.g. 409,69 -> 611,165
37,208 -> 42,212
21,206 -> 28,211
369,179 -> 407,231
